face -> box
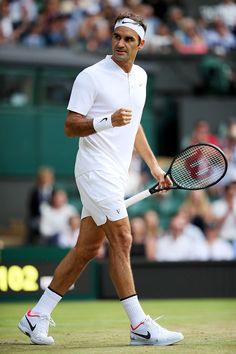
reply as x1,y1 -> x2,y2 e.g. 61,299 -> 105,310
111,26 -> 144,67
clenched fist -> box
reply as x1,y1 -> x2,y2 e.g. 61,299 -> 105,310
111,108 -> 132,127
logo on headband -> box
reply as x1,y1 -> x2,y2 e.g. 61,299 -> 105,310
115,18 -> 145,40
121,20 -> 140,26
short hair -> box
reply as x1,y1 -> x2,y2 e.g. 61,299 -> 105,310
113,12 -> 147,35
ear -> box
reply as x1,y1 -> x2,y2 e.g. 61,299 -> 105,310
138,39 -> 145,50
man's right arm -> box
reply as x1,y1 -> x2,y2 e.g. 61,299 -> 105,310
65,109 -> 132,137
64,111 -> 95,137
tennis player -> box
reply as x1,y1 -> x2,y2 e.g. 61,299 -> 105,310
18,12 -> 184,346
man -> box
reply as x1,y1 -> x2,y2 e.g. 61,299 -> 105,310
18,12 -> 184,346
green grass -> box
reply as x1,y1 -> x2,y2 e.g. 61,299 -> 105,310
0,299 -> 236,354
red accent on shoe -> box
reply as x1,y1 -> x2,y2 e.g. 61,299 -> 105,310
131,321 -> 144,331
27,310 -> 40,317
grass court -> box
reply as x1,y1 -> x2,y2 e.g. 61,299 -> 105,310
0,299 -> 235,354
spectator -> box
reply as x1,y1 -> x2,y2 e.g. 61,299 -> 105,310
0,0 -> 28,44
204,220 -> 235,260
218,119 -> 236,188
155,212 -> 208,261
221,118 -> 236,161
182,120 -> 221,148
173,17 -> 208,54
143,210 -> 162,261
45,13 -> 69,46
39,189 -> 77,245
78,12 -> 111,51
130,216 -> 147,257
10,0 -> 38,23
167,6 -> 184,32
136,3 -> 160,41
58,214 -> 80,248
205,17 -> 236,53
26,166 -> 55,244
144,21 -> 173,53
179,189 -> 211,232
215,0 -> 236,29
210,180 -> 236,246
22,19 -> 46,47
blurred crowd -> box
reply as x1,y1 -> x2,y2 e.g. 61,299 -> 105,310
0,0 -> 236,54
25,117 -> 236,262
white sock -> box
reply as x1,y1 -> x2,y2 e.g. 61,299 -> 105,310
32,287 -> 62,315
121,294 -> 146,328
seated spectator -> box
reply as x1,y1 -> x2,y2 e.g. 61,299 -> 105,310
166,6 -> 184,33
45,13 -> 69,46
130,216 -> 147,257
210,180 -> 236,246
180,189 -> 210,232
204,220 -> 235,260
215,0 -> 236,29
221,118 -> 236,161
58,214 -> 80,248
182,119 -> 221,148
179,189 -> 212,232
0,0 -> 28,44
136,3 -> 160,41
173,17 -> 208,54
204,17 -> 236,54
39,0 -> 61,26
78,12 -> 111,51
22,20 -> 46,47
143,210 -> 163,261
218,119 -> 236,189
39,189 -> 77,245
144,22 -> 173,53
155,212 -> 208,261
26,166 -> 55,244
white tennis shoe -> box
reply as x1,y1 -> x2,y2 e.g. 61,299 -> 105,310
130,315 -> 184,346
18,310 -> 55,345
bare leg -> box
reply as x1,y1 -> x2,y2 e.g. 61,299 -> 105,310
102,217 -> 135,299
49,217 -> 105,295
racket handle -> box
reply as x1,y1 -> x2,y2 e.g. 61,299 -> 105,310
125,189 -> 151,208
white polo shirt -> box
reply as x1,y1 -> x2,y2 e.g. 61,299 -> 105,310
67,55 -> 147,183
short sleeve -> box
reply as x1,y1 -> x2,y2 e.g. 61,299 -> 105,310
67,71 -> 96,115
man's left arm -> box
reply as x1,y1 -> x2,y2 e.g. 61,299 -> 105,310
134,125 -> 172,189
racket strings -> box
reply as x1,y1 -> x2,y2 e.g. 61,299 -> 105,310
171,145 -> 226,189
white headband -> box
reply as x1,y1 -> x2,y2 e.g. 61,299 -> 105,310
114,18 -> 145,40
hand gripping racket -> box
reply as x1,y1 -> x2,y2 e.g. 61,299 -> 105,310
125,143 -> 228,208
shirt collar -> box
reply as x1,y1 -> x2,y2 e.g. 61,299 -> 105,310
105,55 -> 134,76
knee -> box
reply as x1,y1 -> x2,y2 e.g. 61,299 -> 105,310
74,242 -> 101,262
110,229 -> 132,253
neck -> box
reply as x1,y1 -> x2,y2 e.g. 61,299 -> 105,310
111,56 -> 133,73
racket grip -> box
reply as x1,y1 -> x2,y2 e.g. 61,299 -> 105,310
125,189 -> 151,208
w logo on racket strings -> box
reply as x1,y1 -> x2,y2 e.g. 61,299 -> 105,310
184,150 -> 211,180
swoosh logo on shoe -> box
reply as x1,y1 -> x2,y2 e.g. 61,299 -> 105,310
25,315 -> 36,331
131,331 -> 151,339
27,310 -> 40,318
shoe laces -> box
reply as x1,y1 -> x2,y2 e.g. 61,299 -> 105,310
36,314 -> 56,335
146,315 -> 167,332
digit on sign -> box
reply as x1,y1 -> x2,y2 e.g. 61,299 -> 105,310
8,265 -> 24,291
0,266 -> 8,291
23,265 -> 39,291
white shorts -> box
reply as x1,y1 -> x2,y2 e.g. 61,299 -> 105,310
75,170 -> 128,226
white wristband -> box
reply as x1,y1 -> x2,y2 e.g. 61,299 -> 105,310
93,115 -> 113,132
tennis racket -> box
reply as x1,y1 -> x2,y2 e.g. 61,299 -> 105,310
125,143 -> 228,208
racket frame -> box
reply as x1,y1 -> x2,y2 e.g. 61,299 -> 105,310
125,143 -> 228,208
